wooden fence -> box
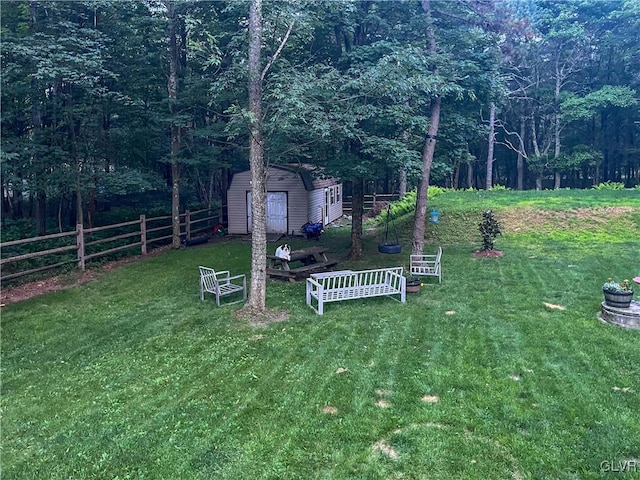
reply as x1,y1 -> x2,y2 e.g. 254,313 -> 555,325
0,208 -> 221,283
342,193 -> 399,215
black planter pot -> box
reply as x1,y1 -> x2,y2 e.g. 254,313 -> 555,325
603,289 -> 634,308
406,279 -> 421,293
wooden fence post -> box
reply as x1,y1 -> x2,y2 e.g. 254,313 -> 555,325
77,223 -> 85,270
185,209 -> 191,241
140,214 -> 147,255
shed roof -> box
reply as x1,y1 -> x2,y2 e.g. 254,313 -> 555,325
267,163 -> 339,191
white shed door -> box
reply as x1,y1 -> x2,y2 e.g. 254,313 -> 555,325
266,192 -> 288,233
246,191 -> 288,234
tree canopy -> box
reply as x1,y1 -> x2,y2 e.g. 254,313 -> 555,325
1,0 -> 638,235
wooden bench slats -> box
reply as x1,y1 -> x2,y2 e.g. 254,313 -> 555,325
268,260 -> 337,281
291,261 -> 338,274
306,267 -> 406,315
267,246 -> 336,281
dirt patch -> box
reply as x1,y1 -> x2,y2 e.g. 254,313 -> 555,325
1,245 -> 172,305
472,249 -> 503,258
235,307 -> 289,327
372,440 -> 398,460
1,271 -> 94,305
543,302 -> 566,311
500,206 -> 636,233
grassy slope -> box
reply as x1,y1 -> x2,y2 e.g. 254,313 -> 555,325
2,190 -> 639,479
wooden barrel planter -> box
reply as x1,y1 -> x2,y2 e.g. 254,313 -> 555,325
603,290 -> 634,309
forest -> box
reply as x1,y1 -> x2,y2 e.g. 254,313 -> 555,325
1,0 -> 639,236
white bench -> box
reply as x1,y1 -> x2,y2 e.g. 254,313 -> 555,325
199,266 -> 247,306
410,247 -> 442,283
306,267 -> 406,315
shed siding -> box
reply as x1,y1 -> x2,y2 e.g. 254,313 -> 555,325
227,166 -> 342,235
327,184 -> 343,223
308,189 -> 324,224
227,171 -> 251,234
307,185 -> 343,225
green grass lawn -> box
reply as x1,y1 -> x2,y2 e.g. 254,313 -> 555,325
2,190 -> 639,479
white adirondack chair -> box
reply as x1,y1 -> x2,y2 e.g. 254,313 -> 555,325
199,266 -> 247,306
409,246 -> 442,283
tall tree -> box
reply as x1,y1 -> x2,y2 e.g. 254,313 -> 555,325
166,0 -> 183,248
242,0 -> 294,315
245,0 -> 268,313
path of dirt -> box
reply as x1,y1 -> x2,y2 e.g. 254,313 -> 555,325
0,245 -> 172,305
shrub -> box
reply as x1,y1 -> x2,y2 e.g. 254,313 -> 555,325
479,209 -> 502,251
394,187 -> 446,214
592,181 -> 625,190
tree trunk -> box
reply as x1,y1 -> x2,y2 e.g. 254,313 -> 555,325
411,0 -> 440,256
29,5 -> 47,235
453,160 -> 460,190
167,0 -> 182,249
349,178 -> 364,260
530,113 -> 543,190
246,0 -> 268,313
399,170 -> 407,197
35,193 -> 47,236
412,96 -> 440,255
485,102 -> 496,190
399,113 -> 410,197
517,116 -> 525,190
553,68 -> 562,189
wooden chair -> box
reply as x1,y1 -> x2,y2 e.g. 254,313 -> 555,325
410,246 -> 442,283
199,266 -> 247,306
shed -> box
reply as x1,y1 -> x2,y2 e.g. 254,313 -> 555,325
227,164 -> 343,235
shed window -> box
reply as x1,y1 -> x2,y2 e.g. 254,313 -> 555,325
336,186 -> 341,202
330,188 -> 335,205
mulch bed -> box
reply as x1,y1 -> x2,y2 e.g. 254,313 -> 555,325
472,249 -> 503,258
0,245 -> 172,305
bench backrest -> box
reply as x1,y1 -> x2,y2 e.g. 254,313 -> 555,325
410,247 -> 442,274
312,267 -> 404,290
199,266 -> 220,291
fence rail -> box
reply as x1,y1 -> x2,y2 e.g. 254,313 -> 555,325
1,209 -> 222,283
342,193 -> 400,214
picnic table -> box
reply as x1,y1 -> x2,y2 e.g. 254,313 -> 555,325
267,246 -> 337,281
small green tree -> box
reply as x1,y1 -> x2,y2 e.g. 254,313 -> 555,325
479,209 -> 501,251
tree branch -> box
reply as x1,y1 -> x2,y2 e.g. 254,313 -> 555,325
261,21 -> 294,81
496,120 -> 528,159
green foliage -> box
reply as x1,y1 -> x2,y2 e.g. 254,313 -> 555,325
1,0 -> 639,234
592,181 -> 626,190
373,187 -> 447,225
561,85 -> 637,123
602,278 -> 634,293
478,209 -> 502,251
